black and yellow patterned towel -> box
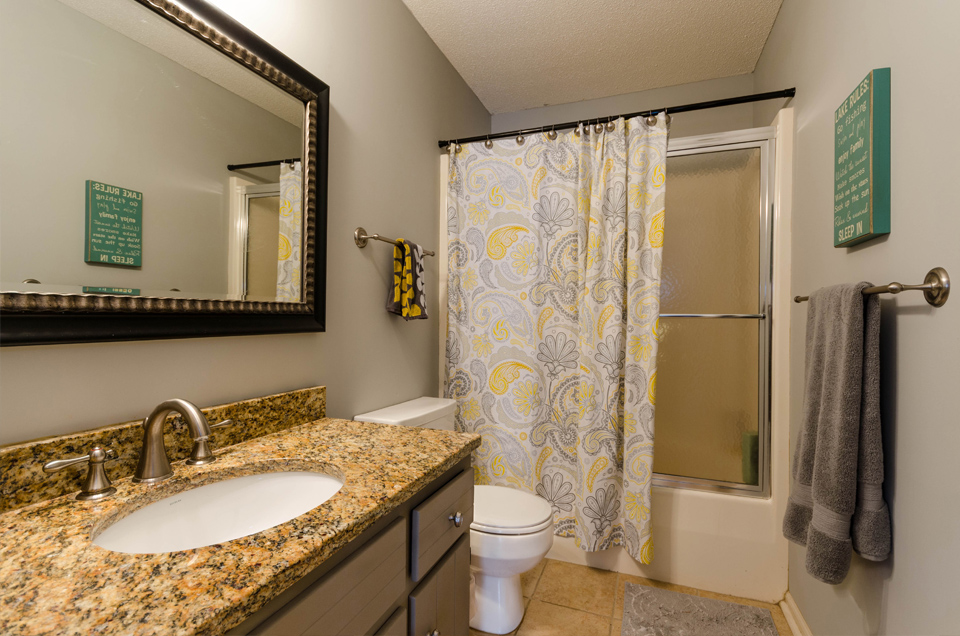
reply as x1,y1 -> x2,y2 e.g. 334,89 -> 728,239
386,238 -> 428,320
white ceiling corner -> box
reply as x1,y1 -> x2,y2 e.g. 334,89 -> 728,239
401,0 -> 783,114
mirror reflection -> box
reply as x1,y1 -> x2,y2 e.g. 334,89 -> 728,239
0,0 -> 306,302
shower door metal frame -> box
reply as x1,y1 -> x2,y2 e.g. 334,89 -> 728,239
652,126 -> 776,498
240,184 -> 282,299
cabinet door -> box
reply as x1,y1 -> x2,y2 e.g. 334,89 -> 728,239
409,535 -> 470,636
374,606 -> 407,636
252,518 -> 406,636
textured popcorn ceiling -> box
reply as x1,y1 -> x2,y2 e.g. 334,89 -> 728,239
402,0 -> 783,114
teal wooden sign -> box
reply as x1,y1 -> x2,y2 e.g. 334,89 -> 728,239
82,286 -> 140,296
85,180 -> 143,266
834,68 -> 890,247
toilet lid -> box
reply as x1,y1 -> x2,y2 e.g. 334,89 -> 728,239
471,485 -> 554,535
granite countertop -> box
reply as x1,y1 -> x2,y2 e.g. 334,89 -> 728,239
0,418 -> 480,636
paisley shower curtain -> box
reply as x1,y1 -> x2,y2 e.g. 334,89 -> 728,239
445,116 -> 667,563
277,160 -> 302,302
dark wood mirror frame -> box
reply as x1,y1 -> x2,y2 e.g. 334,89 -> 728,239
0,0 -> 328,346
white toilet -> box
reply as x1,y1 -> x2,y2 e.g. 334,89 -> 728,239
356,397 -> 554,635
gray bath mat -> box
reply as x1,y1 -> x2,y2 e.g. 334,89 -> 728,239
621,583 -> 778,636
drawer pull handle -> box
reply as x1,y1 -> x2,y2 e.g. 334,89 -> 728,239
449,511 -> 463,528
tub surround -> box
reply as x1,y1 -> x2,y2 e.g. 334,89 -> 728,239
0,414 -> 480,635
0,386 -> 327,513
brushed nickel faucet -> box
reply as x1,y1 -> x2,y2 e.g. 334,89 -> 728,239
43,445 -> 120,500
133,399 -> 229,483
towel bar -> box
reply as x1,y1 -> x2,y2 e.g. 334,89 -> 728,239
794,267 -> 949,307
354,227 -> 435,257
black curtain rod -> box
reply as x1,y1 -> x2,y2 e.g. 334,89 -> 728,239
227,157 -> 301,171
438,88 -> 796,148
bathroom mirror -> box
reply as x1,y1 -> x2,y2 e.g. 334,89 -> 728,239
0,0 -> 329,345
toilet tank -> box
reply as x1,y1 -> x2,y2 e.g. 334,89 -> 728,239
354,397 -> 456,431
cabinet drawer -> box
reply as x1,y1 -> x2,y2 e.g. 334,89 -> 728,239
252,518 -> 407,636
410,469 -> 474,581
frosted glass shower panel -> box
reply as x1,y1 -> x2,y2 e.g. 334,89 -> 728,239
661,148 -> 761,314
653,318 -> 760,485
246,195 -> 281,300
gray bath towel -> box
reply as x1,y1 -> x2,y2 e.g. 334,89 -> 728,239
783,283 -> 891,584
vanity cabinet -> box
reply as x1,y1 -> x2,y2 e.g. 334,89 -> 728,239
232,457 -> 473,636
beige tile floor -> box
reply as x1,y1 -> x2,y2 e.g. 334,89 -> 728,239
470,559 -> 794,636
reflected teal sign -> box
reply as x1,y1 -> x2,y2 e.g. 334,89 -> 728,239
85,180 -> 143,266
82,286 -> 140,296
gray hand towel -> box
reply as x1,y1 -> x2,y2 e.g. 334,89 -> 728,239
783,283 -> 891,584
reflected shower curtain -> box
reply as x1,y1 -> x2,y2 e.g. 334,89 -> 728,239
277,160 -> 302,302
444,117 -> 667,562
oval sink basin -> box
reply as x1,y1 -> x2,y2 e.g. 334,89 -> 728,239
94,471 -> 343,554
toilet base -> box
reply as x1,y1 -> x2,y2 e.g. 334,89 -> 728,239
470,571 -> 525,634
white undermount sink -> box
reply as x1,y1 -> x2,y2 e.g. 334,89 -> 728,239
93,471 -> 344,554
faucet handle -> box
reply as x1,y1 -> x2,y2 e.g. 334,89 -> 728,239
186,419 -> 232,466
43,446 -> 119,501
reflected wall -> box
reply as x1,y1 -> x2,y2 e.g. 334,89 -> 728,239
0,0 -> 301,298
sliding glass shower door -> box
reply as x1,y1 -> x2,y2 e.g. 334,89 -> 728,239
652,128 -> 775,496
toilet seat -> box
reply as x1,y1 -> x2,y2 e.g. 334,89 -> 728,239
471,485 -> 554,536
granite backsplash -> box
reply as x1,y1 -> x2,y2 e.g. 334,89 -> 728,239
0,386 -> 326,513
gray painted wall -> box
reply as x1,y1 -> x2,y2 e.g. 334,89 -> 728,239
492,75 -> 762,139
0,0 -> 489,445
754,1 -> 960,634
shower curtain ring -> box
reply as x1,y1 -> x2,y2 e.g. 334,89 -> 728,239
594,119 -> 603,134
645,114 -> 658,126
547,125 -> 557,140
516,133 -> 525,145
484,135 -> 493,149
455,140 -> 463,153
663,108 -> 671,125
605,119 -> 615,132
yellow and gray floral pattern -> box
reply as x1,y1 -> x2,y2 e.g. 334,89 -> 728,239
277,160 -> 302,302
445,117 -> 667,562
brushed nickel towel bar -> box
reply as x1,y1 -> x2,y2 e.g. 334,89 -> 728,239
794,267 -> 950,307
354,227 -> 435,257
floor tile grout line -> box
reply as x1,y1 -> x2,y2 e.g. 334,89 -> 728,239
536,559 -> 620,618
533,597 -> 615,619
611,572 -> 621,617
528,562 -> 544,598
